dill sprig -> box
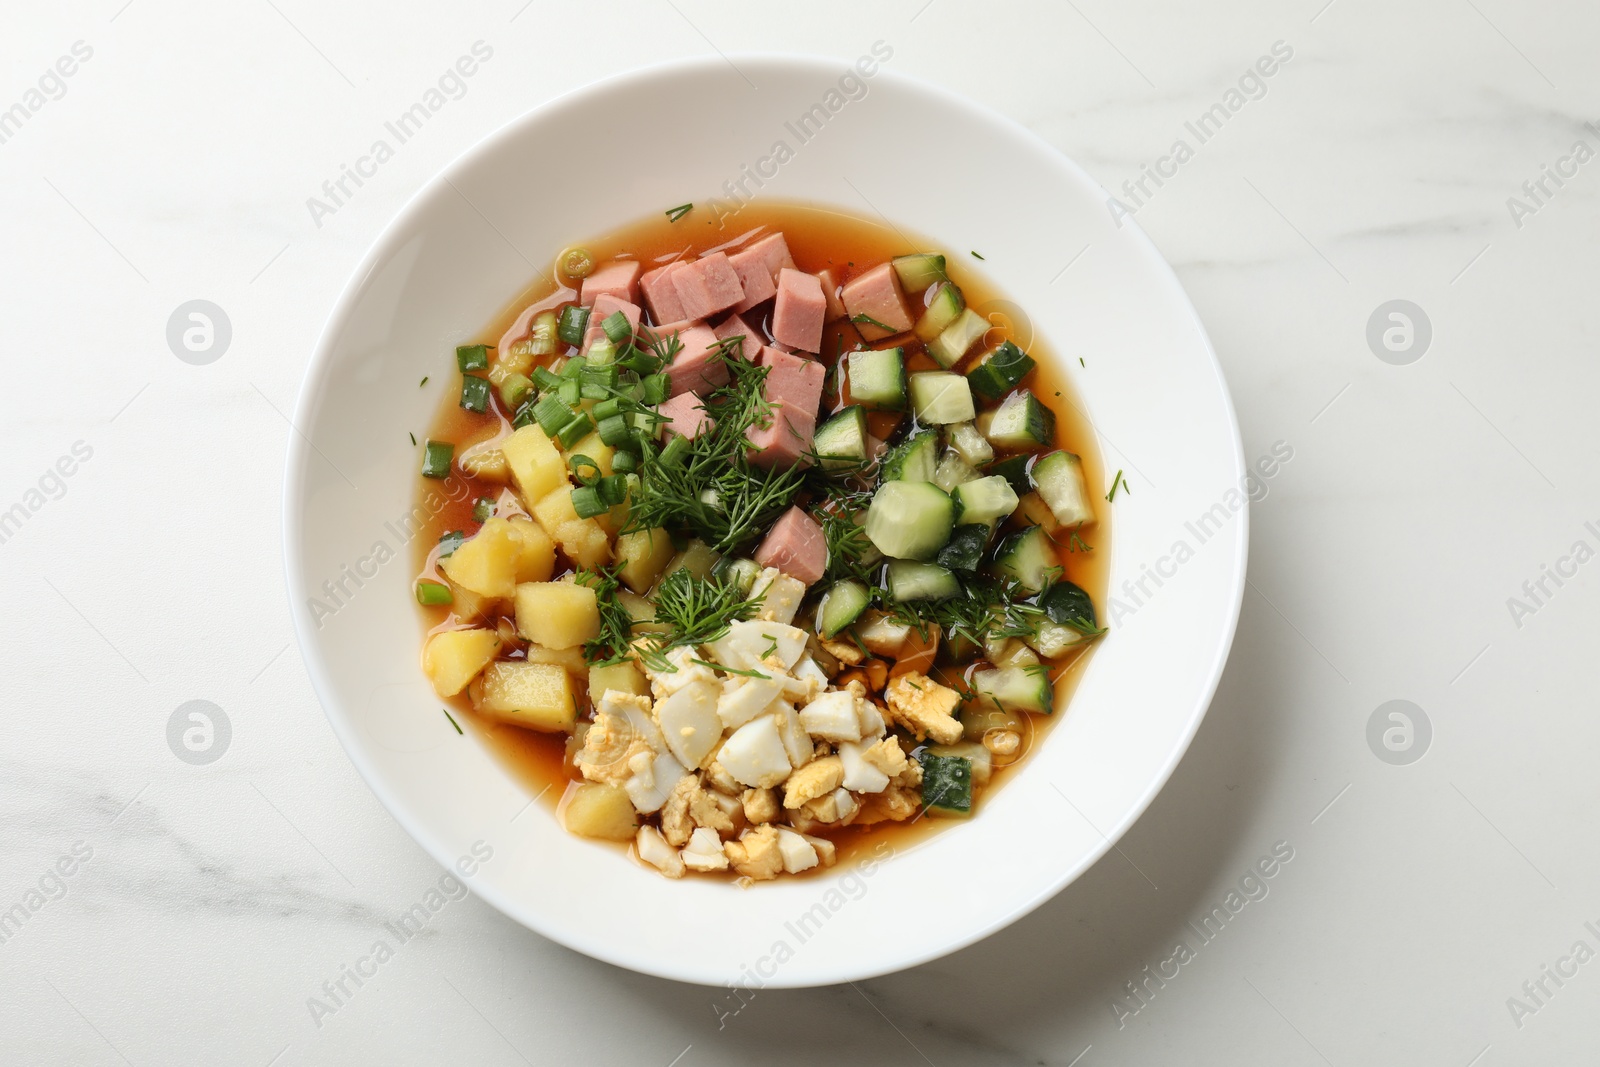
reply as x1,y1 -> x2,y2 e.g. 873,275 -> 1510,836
578,567 -> 761,670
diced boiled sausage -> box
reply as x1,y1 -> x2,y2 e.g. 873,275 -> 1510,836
753,506 -> 828,585
580,260 -> 642,307
840,262 -> 912,341
771,268 -> 826,352
671,251 -> 746,322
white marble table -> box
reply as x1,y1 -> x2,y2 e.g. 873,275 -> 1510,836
4,1 -> 1596,1062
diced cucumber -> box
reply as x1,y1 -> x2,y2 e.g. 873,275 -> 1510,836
966,340 -> 1036,401
926,741 -> 993,786
892,253 -> 948,293
847,347 -> 906,409
813,406 -> 868,471
946,421 -> 994,466
981,390 -> 1055,451
1032,450 -> 1095,527
865,480 -> 954,560
936,524 -> 990,572
914,282 -> 965,343
818,579 -> 871,637
934,449 -> 979,493
712,556 -> 761,595
909,372 -> 975,425
880,430 -> 938,482
1040,579 -> 1097,629
953,475 -> 1020,528
972,665 -> 1054,714
927,308 -> 989,368
886,560 -> 960,602
986,454 -> 1033,495
992,525 -> 1061,592
918,751 -> 973,816
1028,621 -> 1090,657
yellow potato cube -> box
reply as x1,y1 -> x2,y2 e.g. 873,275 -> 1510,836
618,589 -> 669,634
616,528 -> 674,594
471,661 -> 576,732
446,581 -> 503,623
562,782 -> 637,840
524,643 -> 589,676
460,448 -> 510,483
506,516 -> 555,584
439,517 -> 522,599
566,431 -> 616,476
588,661 -> 648,705
514,581 -> 600,649
533,488 -> 611,570
422,628 -> 501,697
501,425 -> 568,507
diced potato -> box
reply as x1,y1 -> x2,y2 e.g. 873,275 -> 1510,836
514,581 -> 600,649
506,516 -> 555,584
440,517 -> 522,598
532,488 -> 611,570
566,431 -> 615,476
616,528 -> 675,594
501,425 -> 568,507
460,448 -> 510,482
446,581 -> 503,623
618,589 -> 670,634
562,782 -> 637,840
588,661 -> 648,705
524,643 -> 589,676
659,539 -> 720,585
471,660 -> 576,732
422,628 -> 501,697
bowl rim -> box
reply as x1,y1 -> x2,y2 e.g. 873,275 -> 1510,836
283,51 -> 1248,986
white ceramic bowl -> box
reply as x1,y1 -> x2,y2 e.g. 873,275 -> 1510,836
284,54 -> 1246,987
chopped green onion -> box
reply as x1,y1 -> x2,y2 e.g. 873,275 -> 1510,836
560,355 -> 588,379
455,344 -> 490,372
533,366 -> 561,390
472,496 -> 495,523
569,454 -> 602,486
602,311 -> 632,344
587,338 -> 617,366
527,311 -> 559,356
421,440 -> 453,479
659,434 -> 689,468
534,393 -> 574,435
556,414 -> 593,450
612,449 -> 637,474
437,530 -> 465,557
497,372 -> 534,409
597,413 -> 632,447
580,382 -> 609,401
558,378 -> 581,406
511,398 -> 537,429
592,397 -> 625,421
459,375 -> 490,413
583,362 -> 619,387
570,485 -> 607,518
665,203 -> 693,222
415,580 -> 453,606
642,373 -> 670,406
560,247 -> 595,279
621,347 -> 662,375
597,474 -> 628,506
557,305 -> 590,346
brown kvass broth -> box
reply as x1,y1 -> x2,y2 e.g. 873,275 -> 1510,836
413,201 -> 1110,868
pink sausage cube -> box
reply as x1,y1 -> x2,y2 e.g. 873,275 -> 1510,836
714,312 -> 761,362
729,233 -> 796,313
589,294 -> 641,339
840,262 -> 913,341
671,251 -> 746,322
753,506 -> 828,586
771,268 -> 826,353
664,324 -> 730,398
816,267 -> 848,322
758,346 -> 825,419
746,401 -> 815,469
641,261 -> 690,324
656,392 -> 712,441
580,260 -> 641,307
